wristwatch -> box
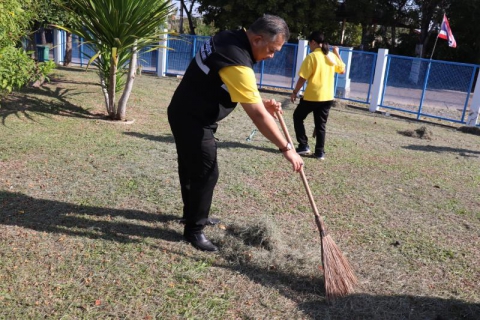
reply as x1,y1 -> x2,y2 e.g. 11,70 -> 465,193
279,142 -> 293,152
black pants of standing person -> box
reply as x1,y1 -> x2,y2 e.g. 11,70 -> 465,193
293,99 -> 333,156
168,111 -> 219,235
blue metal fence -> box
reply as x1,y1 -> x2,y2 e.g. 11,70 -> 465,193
49,31 -> 479,126
71,35 -> 97,66
138,47 -> 158,73
344,50 -> 376,104
166,35 -> 210,75
255,43 -> 298,90
382,55 -> 477,124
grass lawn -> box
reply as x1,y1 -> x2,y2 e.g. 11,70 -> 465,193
0,66 -> 479,319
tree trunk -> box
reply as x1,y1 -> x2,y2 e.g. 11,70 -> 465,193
27,33 -> 36,59
108,55 -> 118,119
179,0 -> 184,34
63,32 -> 72,66
360,23 -> 371,50
100,75 -> 110,116
187,15 -> 196,35
182,0 -> 197,35
40,26 -> 47,45
117,49 -> 138,120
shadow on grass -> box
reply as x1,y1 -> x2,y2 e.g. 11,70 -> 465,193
156,242 -> 480,320
297,293 -> 480,319
123,131 -> 277,153
213,250 -> 480,319
0,191 -> 182,243
123,132 -> 174,143
2,190 -> 478,318
0,84 -> 104,125
206,219 -> 479,319
55,65 -> 95,74
403,144 -> 480,157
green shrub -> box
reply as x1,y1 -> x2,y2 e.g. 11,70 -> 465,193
0,46 -> 56,98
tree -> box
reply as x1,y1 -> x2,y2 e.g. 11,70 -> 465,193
192,17 -> 218,36
179,0 -> 198,35
0,0 -> 37,48
378,1 -> 417,51
414,0 -> 451,57
339,0 -> 416,50
55,0 -> 174,120
338,0 -> 379,49
196,0 -> 339,41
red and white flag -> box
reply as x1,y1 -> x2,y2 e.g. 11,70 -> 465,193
438,14 -> 457,48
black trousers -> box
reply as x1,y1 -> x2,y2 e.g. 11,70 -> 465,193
168,110 -> 218,233
293,99 -> 333,155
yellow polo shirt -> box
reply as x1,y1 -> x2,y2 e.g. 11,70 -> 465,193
299,48 -> 345,102
219,66 -> 261,104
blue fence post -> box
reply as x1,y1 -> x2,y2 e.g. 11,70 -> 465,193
380,54 -> 393,107
192,35 -> 197,59
290,44 -> 298,89
367,53 -> 376,103
165,34 -> 171,74
79,37 -> 84,67
258,61 -> 265,89
417,60 -> 433,120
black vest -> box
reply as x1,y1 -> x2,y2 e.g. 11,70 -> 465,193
169,29 -> 255,126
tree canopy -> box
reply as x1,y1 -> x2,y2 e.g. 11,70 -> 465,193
444,0 -> 480,64
0,0 -> 37,47
197,0 -> 339,41
195,0 -> 480,63
19,0 -> 480,64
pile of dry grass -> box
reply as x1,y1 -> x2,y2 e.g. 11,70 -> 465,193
217,217 -> 283,263
457,125 -> 480,135
398,126 -> 433,139
214,216 -> 319,274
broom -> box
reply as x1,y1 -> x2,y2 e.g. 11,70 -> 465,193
276,111 -> 358,301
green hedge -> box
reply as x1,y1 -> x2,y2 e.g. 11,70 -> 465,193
0,46 -> 56,98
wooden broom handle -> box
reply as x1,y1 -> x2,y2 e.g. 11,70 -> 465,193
276,111 -> 327,235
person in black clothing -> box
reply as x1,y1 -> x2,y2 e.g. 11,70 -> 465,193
168,15 -> 304,252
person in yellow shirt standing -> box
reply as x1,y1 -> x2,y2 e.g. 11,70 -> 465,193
290,31 -> 345,160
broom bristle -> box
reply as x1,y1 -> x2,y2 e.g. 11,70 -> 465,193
322,234 -> 358,301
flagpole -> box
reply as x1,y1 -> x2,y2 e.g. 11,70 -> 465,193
430,11 -> 445,60
430,34 -> 440,60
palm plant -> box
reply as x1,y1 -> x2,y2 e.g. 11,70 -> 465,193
55,0 -> 174,120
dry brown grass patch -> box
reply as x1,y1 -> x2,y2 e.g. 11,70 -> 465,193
398,125 -> 434,139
